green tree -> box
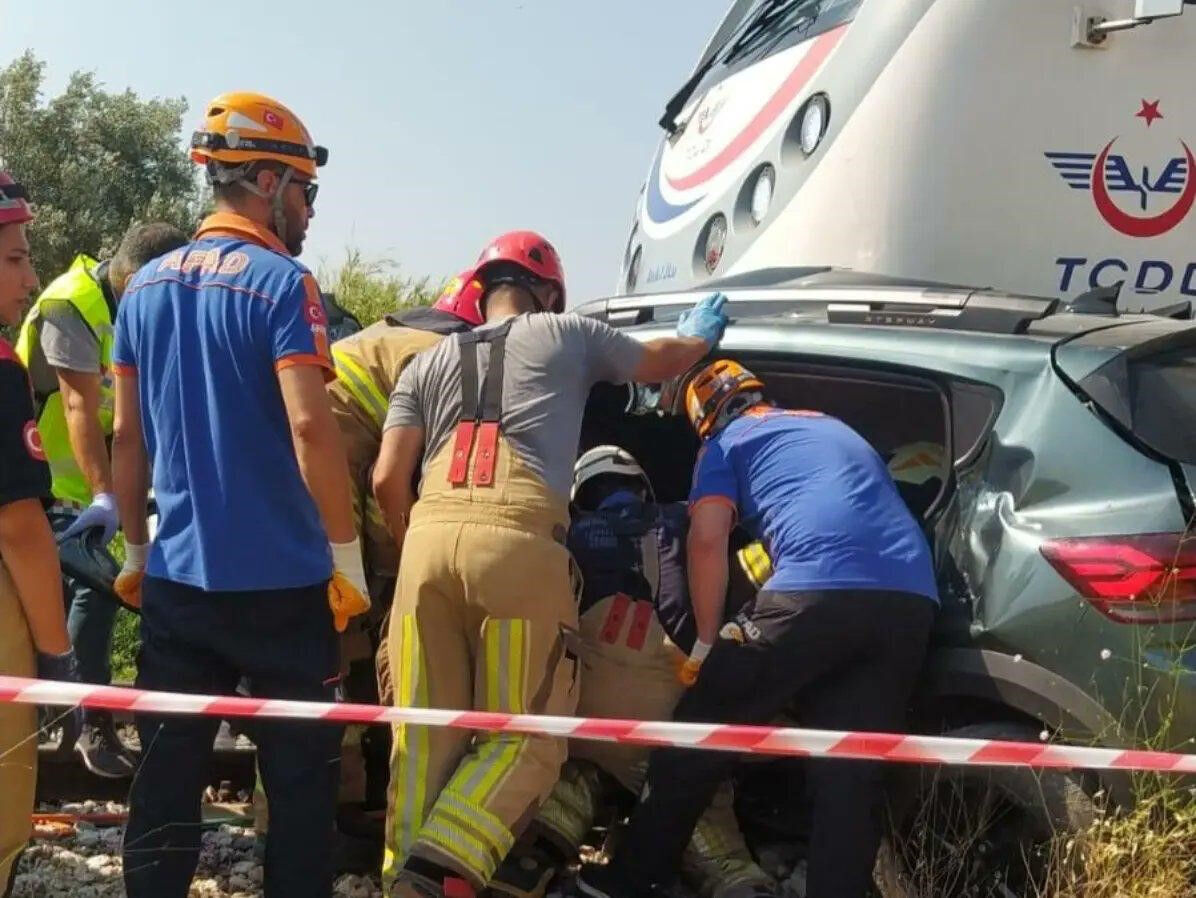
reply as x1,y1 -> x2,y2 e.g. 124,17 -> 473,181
319,247 -> 443,327
0,51 -> 207,283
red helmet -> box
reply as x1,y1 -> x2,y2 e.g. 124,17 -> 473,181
432,271 -> 486,327
0,172 -> 34,226
473,230 -> 566,312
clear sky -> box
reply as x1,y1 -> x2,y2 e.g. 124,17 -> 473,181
0,0 -> 730,305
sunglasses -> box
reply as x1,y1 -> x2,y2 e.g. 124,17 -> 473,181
291,178 -> 319,207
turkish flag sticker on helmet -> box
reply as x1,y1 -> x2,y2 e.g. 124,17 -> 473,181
23,420 -> 46,461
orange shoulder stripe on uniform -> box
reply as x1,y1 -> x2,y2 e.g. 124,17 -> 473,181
275,353 -> 335,383
111,362 -> 137,377
689,494 -> 738,521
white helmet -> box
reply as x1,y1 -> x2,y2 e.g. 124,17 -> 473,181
571,445 -> 654,503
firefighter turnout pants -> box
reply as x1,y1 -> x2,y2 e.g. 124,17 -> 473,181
0,564 -> 36,895
123,577 -> 343,898
608,588 -> 935,898
534,592 -> 772,898
383,443 -> 579,892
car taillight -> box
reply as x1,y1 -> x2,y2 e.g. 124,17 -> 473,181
1040,533 -> 1196,624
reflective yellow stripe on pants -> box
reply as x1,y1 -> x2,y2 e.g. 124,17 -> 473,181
384,614 -> 430,883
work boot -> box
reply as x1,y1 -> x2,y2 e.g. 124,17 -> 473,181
395,858 -> 478,898
74,713 -> 139,778
576,862 -> 666,898
486,840 -> 562,898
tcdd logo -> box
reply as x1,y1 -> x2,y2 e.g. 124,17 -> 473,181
1046,136 -> 1196,238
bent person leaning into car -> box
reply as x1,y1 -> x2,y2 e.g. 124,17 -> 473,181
580,359 -> 939,898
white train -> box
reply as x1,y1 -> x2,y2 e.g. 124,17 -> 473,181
617,0 -> 1196,311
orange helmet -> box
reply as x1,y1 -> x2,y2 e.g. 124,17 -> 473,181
684,359 -> 765,439
190,92 -> 327,179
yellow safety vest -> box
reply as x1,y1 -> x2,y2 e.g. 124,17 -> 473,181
14,254 -> 114,507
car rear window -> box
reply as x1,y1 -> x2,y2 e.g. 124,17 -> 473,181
1081,346 -> 1196,464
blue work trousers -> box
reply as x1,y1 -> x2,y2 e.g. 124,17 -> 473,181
122,575 -> 343,898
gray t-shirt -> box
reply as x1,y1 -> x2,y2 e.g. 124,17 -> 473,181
385,312 -> 644,497
26,302 -> 102,399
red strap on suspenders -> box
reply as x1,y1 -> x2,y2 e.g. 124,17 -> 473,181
448,422 -> 475,486
600,593 -> 631,644
626,600 -> 654,651
472,421 -> 500,486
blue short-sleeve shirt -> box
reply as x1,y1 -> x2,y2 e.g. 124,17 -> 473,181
689,407 -> 938,601
113,213 -> 335,591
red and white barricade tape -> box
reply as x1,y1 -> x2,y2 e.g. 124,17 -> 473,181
3,675 -> 1194,773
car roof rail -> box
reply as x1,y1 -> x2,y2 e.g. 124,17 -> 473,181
589,284 -> 1060,334
824,289 -> 1059,334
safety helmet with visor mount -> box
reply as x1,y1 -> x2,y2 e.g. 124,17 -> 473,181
189,92 -> 327,251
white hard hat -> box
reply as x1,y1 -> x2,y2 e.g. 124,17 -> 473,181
571,445 -> 653,503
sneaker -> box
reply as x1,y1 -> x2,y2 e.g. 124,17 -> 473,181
75,717 -> 139,778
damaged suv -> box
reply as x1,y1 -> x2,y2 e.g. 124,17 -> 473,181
576,268 -> 1196,896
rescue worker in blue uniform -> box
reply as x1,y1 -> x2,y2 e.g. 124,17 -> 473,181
109,92 -> 370,898
490,445 -> 774,898
579,360 -> 939,898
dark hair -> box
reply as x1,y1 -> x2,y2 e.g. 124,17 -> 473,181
110,222 -> 189,292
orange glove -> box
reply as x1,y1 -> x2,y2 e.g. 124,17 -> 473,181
676,639 -> 713,688
329,539 -> 371,633
114,542 -> 148,610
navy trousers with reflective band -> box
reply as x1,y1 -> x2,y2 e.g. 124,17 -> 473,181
122,575 -> 342,898
611,588 -> 935,898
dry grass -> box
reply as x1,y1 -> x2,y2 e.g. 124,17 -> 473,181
1036,777 -> 1196,898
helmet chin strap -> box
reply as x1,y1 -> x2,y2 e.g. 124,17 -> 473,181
233,166 -> 294,248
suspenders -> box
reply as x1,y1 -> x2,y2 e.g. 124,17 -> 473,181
448,320 -> 514,487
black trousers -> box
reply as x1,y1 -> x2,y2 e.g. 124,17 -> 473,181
612,588 -> 935,898
122,576 -> 344,898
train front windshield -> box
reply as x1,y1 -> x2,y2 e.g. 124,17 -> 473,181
675,0 -> 864,110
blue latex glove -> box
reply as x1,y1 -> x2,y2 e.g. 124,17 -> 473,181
37,648 -> 83,757
59,492 -> 119,546
677,292 -> 729,346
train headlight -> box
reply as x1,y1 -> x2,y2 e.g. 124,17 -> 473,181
749,164 -> 775,225
701,214 -> 728,275
798,93 -> 829,156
